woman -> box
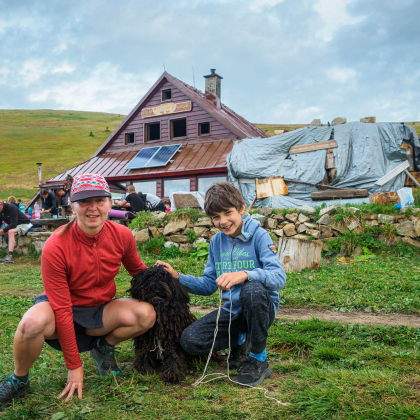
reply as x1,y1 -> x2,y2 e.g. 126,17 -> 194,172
7,196 -> 19,208
0,174 -> 155,406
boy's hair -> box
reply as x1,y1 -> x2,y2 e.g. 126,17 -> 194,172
204,181 -> 245,216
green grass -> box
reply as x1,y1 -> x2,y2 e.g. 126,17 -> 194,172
0,110 -> 125,202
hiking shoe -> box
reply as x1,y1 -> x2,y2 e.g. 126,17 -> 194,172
228,335 -> 251,370
0,255 -> 14,264
0,374 -> 30,407
90,339 -> 121,377
234,357 -> 272,387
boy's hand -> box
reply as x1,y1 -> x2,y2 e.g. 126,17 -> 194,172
156,260 -> 179,279
216,271 -> 248,291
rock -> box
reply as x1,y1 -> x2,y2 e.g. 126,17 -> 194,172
164,241 -> 179,248
401,208 -> 420,215
360,116 -> 376,123
278,221 -> 288,228
310,119 -> 321,126
17,237 -> 25,247
378,214 -> 395,224
283,223 -> 297,237
319,206 -> 336,217
168,235 -> 190,243
274,229 -> 284,237
163,220 -> 187,235
265,218 -> 277,229
298,205 -> 316,214
297,224 -> 308,233
285,213 -> 298,223
193,227 -> 208,237
319,231 -> 334,239
364,214 -> 378,220
260,207 -> 272,216
33,240 -> 45,253
250,214 -> 267,226
378,234 -> 400,246
346,207 -> 360,213
293,234 -> 311,240
306,229 -> 320,239
365,220 -> 379,227
298,213 -> 310,223
414,218 -> 420,237
155,212 -> 166,221
401,237 -> 420,249
179,243 -> 193,253
304,222 -> 318,229
149,226 -> 160,238
196,217 -> 213,227
396,221 -> 416,238
318,214 -> 332,225
193,237 -> 208,247
273,214 -> 285,221
332,117 -> 347,126
135,229 -> 150,243
158,228 -> 165,235
347,221 -> 359,231
209,228 -> 219,235
332,224 -> 347,234
20,246 -> 29,256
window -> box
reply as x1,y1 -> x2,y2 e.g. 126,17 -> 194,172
198,176 -> 227,192
170,118 -> 187,139
110,183 -> 126,200
162,89 -> 172,101
145,122 -> 160,141
164,178 -> 190,197
125,132 -> 135,145
132,181 -> 157,195
198,122 -> 211,136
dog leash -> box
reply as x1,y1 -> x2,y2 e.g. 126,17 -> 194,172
192,289 -> 290,407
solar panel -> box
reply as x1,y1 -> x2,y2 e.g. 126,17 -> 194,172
125,144 -> 181,170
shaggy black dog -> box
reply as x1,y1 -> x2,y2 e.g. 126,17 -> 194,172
127,265 -> 197,383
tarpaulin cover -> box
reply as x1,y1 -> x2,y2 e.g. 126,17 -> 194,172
227,122 -> 419,208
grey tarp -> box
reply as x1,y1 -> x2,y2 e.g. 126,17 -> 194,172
227,122 -> 418,208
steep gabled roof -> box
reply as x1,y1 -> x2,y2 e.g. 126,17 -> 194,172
93,71 -> 268,157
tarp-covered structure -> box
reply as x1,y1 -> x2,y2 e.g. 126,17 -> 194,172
228,122 -> 420,208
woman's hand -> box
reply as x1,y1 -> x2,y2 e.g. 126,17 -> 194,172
58,366 -> 84,402
155,260 -> 179,279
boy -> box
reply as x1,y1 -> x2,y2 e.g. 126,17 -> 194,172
158,182 -> 286,386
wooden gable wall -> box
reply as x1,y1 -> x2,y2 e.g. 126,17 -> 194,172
107,79 -> 236,153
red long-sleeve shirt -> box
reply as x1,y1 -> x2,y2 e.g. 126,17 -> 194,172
41,220 -> 147,369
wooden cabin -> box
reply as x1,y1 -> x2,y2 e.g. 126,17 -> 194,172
40,70 -> 268,198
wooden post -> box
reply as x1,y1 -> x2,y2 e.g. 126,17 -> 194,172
277,238 -> 322,272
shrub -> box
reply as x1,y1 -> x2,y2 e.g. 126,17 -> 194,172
129,212 -> 155,230
189,242 -> 209,260
166,208 -> 202,224
139,235 -> 165,255
186,230 -> 197,243
161,244 -> 182,258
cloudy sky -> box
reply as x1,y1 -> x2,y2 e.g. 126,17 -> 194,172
1,0 -> 419,124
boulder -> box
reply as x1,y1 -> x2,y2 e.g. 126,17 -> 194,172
319,230 -> 334,239
164,241 -> 179,248
149,226 -> 160,238
179,243 -> 193,253
196,217 -> 213,227
347,221 -> 359,231
250,214 -> 267,226
285,213 -> 298,223
283,223 -> 297,237
260,207 -> 273,216
306,229 -> 320,239
135,229 -> 150,243
310,119 -> 321,126
332,117 -> 347,126
193,227 -> 208,237
364,214 -> 378,220
274,229 -> 284,237
293,234 -> 311,240
318,214 -> 332,225
304,222 -> 318,229
298,213 -> 310,223
168,235 -> 190,243
319,205 -> 336,217
401,237 -> 420,249
365,220 -> 379,227
155,212 -> 167,221
193,237 -> 208,247
33,240 -> 45,253
297,224 -> 308,233
414,218 -> 420,237
396,221 -> 416,238
378,214 -> 395,224
209,228 -> 219,235
298,205 -> 316,214
265,218 -> 277,229
163,220 -> 187,235
273,214 -> 285,221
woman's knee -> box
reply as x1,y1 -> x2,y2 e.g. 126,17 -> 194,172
134,303 -> 156,330
17,310 -> 54,339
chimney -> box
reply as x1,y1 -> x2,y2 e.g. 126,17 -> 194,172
204,69 -> 223,99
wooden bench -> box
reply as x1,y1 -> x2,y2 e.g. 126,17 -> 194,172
30,218 -> 69,232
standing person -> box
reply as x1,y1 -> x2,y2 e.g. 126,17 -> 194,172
57,188 -> 71,219
0,174 -> 155,407
158,182 -> 286,387
118,185 -> 145,213
0,199 -> 32,264
41,189 -> 58,217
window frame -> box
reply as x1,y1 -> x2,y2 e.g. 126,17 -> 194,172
144,121 -> 161,142
124,132 -> 135,145
197,175 -> 228,192
198,121 -> 211,136
132,180 -> 157,196
169,117 -> 187,140
163,178 -> 190,197
161,89 -> 172,102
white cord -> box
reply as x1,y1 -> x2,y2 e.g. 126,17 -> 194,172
193,289 -> 290,407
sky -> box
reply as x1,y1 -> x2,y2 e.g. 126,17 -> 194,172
1,0 -> 419,124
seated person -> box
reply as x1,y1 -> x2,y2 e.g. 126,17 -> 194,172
57,188 -> 71,218
41,189 -> 58,217
117,186 -> 145,213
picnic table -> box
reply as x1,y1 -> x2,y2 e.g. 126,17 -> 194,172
30,218 -> 68,232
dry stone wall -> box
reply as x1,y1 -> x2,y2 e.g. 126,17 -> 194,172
1,232 -> 53,255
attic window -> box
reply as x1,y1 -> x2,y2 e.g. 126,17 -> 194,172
162,89 -> 172,101
125,132 -> 135,145
145,122 -> 161,141
198,122 -> 210,136
170,118 -> 187,139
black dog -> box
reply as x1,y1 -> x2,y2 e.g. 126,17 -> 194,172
127,265 -> 197,383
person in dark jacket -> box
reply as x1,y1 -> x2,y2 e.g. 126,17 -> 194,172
41,189 -> 58,216
0,199 -> 32,264
118,186 -> 145,213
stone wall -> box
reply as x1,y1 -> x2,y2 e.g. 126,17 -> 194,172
1,232 -> 53,255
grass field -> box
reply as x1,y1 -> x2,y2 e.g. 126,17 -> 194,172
2,249 -> 420,419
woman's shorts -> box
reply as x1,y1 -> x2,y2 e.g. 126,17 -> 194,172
33,294 -> 109,353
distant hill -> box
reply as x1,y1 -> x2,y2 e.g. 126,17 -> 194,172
0,110 -> 418,202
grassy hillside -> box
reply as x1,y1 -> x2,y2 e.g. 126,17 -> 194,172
0,110 -> 125,201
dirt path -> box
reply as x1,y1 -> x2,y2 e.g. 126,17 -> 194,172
190,306 -> 420,328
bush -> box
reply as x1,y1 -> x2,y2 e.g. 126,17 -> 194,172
186,230 -> 197,243
139,235 -> 165,255
129,212 -> 155,230
189,242 -> 209,260
166,208 -> 202,224
161,244 -> 182,258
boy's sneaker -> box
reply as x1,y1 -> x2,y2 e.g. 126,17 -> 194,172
228,336 -> 251,370
0,374 -> 30,407
90,339 -> 121,377
0,255 -> 14,264
234,357 -> 272,386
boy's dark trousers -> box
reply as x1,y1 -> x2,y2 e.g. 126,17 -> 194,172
181,280 -> 276,356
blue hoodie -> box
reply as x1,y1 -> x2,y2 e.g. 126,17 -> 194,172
179,215 -> 286,314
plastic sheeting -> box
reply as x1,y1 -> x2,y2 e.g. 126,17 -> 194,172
228,122 -> 419,208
